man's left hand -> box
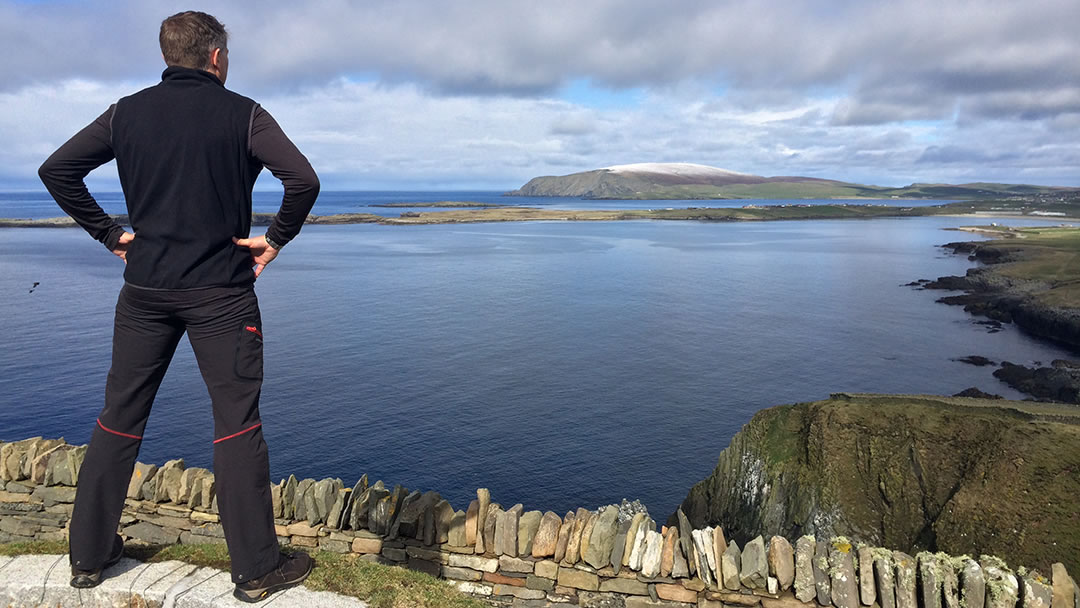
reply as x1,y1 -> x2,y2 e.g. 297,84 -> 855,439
233,235 -> 280,278
112,231 -> 135,263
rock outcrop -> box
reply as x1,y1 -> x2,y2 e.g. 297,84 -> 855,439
673,394 -> 1080,574
925,239 -> 1080,351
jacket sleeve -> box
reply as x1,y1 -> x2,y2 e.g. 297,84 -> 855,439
38,106 -> 126,251
249,105 -> 320,247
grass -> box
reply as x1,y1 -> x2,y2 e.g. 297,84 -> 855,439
0,540 -> 486,608
975,226 -> 1080,308
0,539 -> 69,556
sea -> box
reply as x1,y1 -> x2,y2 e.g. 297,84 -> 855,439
0,190 -> 1075,520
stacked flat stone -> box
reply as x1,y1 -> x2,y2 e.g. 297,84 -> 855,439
3,437 -> 1080,608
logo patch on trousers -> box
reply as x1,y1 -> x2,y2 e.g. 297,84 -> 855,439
244,325 -> 262,338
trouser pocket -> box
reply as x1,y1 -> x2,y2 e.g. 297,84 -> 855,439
235,320 -> 264,380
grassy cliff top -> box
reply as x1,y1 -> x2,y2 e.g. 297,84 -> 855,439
960,225 -> 1080,308
679,393 -> 1080,573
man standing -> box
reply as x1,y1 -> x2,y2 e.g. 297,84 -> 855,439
39,11 -> 319,603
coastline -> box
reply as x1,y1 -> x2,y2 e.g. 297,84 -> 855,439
922,225 -> 1080,402
0,203 -> 954,228
3,197 -> 1076,228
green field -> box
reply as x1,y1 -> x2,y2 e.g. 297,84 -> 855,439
971,226 -> 1080,308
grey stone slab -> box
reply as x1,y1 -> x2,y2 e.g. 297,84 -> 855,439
517,510 -> 542,556
943,559 -> 961,608
981,558 -> 1019,608
828,541 -> 858,608
676,509 -> 696,576
1,554 -> 62,608
741,535 -> 768,590
167,567 -> 236,607
918,552 -> 943,608
65,558 -> 182,607
1022,574 -> 1053,608
794,535 -> 816,602
894,552 -> 918,608
813,537 -> 832,606
692,527 -> 716,586
874,550 -> 897,608
721,539 -> 742,591
127,560 -> 201,604
959,558 -> 985,608
582,505 -> 618,569
640,529 -> 663,578
0,553 -> 369,608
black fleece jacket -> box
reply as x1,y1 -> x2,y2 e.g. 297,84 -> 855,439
39,66 -> 319,289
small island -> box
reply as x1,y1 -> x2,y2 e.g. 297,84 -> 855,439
505,162 -> 1080,200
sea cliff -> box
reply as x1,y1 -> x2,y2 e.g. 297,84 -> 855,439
673,393 -> 1080,574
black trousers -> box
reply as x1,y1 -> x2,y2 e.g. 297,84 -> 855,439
69,283 -> 279,584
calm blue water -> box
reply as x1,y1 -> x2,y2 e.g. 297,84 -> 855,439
0,197 -> 1073,520
0,190 -> 954,220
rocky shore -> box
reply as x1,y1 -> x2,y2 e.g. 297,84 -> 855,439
920,228 -> 1080,403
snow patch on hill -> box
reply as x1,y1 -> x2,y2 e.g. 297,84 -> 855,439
603,162 -> 753,178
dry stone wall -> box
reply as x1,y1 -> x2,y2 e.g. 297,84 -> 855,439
2,436 -> 1079,608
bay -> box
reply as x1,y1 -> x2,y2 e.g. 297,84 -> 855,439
0,206 -> 1073,520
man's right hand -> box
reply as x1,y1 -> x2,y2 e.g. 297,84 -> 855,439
112,232 -> 135,263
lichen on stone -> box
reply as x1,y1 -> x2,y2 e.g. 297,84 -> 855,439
869,547 -> 893,561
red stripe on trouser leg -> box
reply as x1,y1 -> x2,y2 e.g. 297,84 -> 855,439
97,418 -> 143,440
213,422 -> 262,444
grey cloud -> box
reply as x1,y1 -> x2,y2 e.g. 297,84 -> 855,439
548,116 -> 596,136
918,146 -> 991,165
5,0 -> 1080,189
6,0 -> 1077,109
831,98 -> 954,126
963,89 -> 1080,121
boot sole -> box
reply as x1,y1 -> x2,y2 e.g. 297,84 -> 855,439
232,560 -> 313,603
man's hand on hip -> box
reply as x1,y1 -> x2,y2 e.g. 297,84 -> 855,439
233,235 -> 280,278
112,232 -> 135,263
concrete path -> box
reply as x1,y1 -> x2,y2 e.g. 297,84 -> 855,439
0,554 -> 367,608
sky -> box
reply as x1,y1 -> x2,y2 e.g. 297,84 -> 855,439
2,0 -> 1079,191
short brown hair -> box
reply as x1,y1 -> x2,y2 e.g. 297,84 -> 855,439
159,11 -> 228,70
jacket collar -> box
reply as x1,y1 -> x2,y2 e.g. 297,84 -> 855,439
161,66 -> 224,87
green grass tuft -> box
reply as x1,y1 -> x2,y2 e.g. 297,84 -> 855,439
0,539 -> 69,556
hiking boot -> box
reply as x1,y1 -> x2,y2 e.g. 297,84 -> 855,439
233,552 -> 314,603
70,534 -> 125,588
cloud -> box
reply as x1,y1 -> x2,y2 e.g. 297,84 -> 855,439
4,0 -> 1080,189
6,1 -> 1078,99
917,145 -> 1019,165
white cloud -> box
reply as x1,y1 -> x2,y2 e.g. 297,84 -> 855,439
4,0 -> 1080,189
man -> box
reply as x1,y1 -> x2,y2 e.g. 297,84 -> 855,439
38,11 -> 319,603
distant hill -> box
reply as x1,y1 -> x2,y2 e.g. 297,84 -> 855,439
505,163 -> 1070,200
